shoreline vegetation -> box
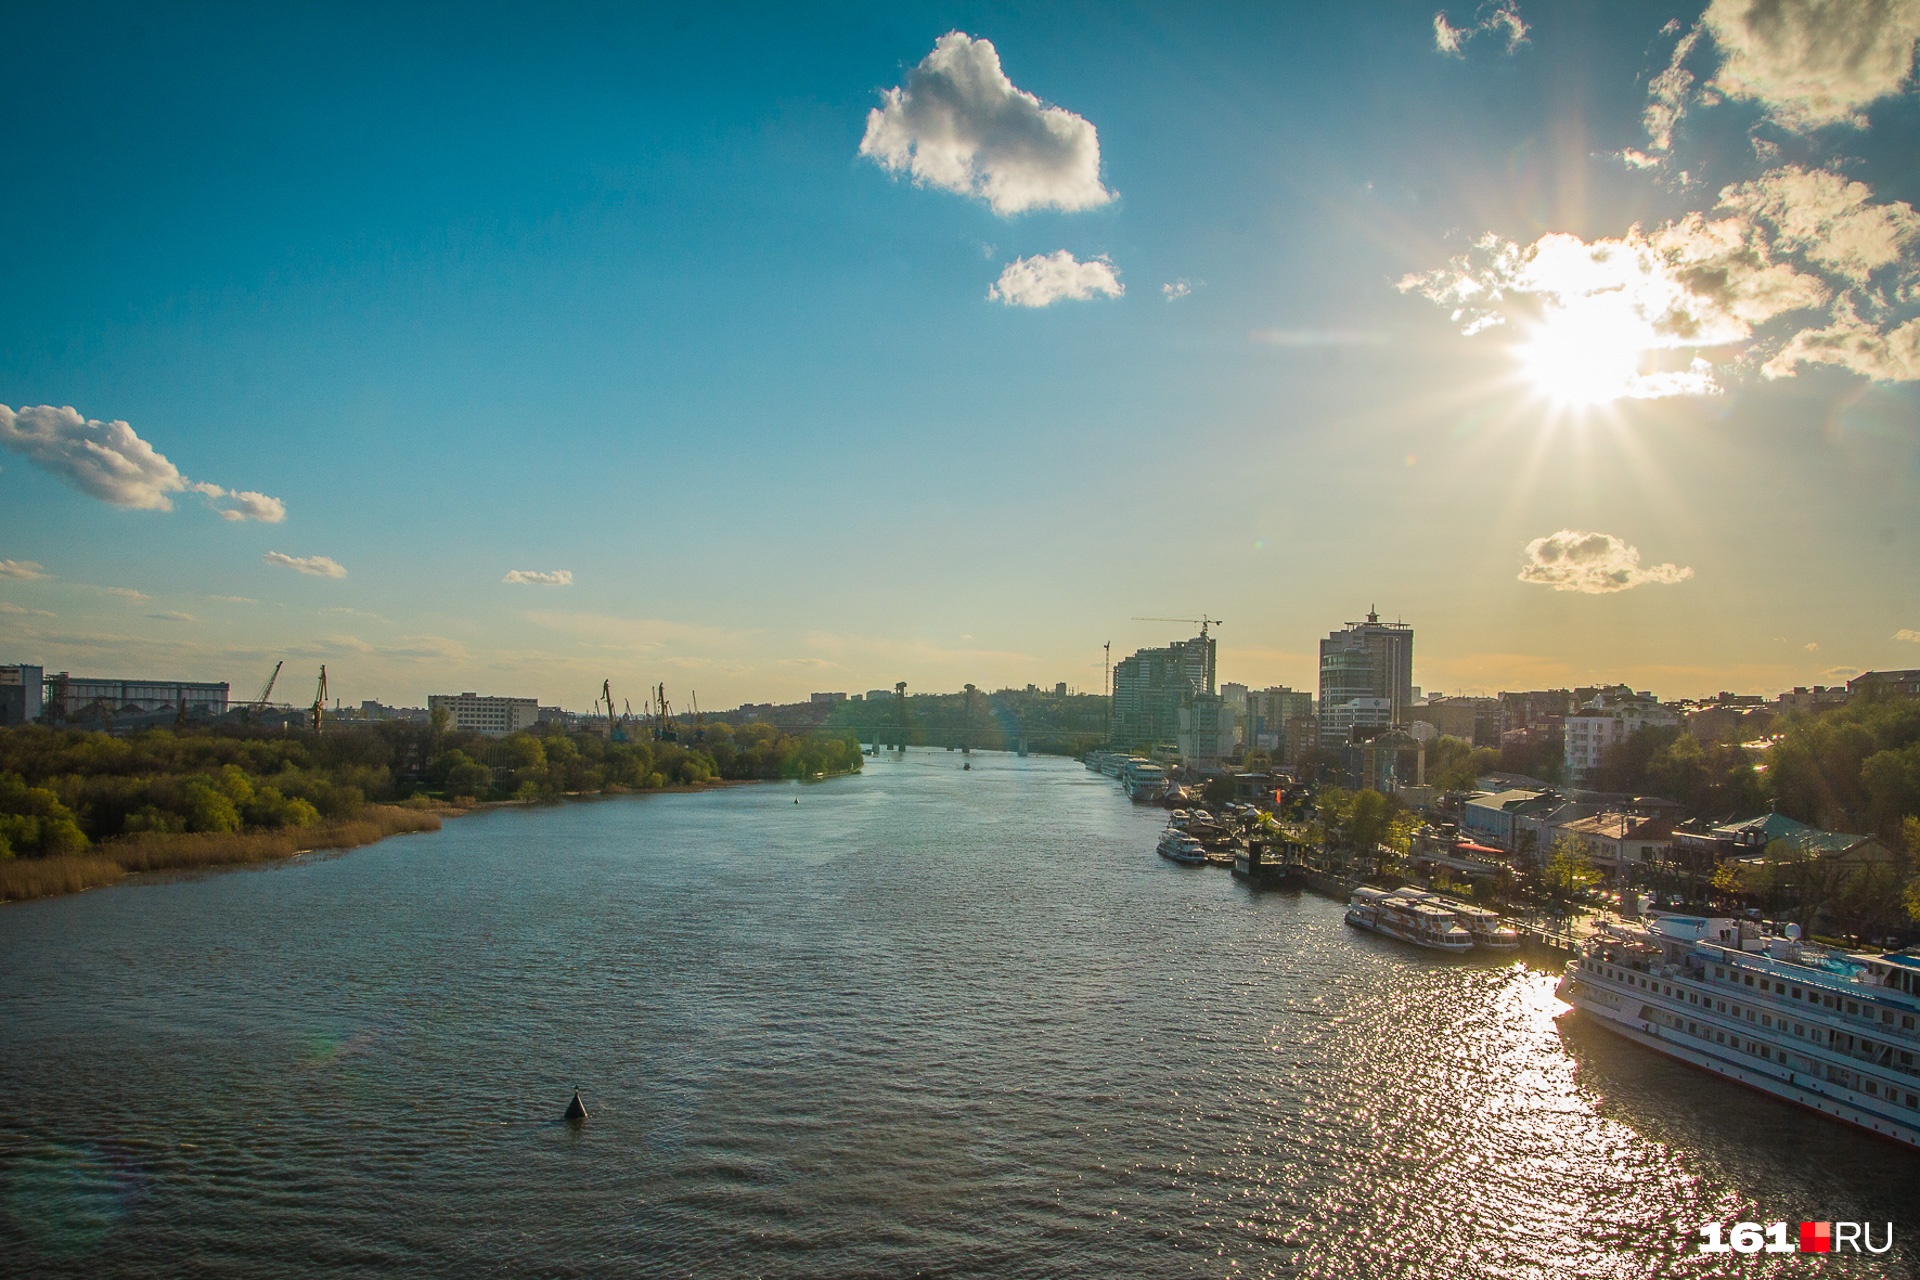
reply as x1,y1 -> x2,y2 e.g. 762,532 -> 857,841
0,719 -> 862,904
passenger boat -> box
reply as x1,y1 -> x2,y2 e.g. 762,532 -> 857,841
1397,890 -> 1521,950
1156,830 -> 1207,865
1345,887 -> 1473,953
1120,759 -> 1169,802
1557,915 -> 1920,1147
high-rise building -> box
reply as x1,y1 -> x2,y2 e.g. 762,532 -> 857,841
1251,686 -> 1315,751
1111,633 -> 1216,747
1318,609 -> 1413,738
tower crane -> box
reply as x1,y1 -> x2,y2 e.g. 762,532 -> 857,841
602,680 -> 620,741
1132,615 -> 1224,638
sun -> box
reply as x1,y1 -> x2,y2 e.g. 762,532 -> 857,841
1515,307 -> 1652,408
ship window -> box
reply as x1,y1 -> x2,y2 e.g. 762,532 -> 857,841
1848,1001 -> 1859,1016
1906,1017 -> 1916,1031
1762,1047 -> 1772,1059
1716,1032 -> 1725,1043
1748,1010 -> 1756,1022
1745,975 -> 1754,986
1688,1022 -> 1697,1034
1762,1015 -> 1772,1028
1715,966 -> 1725,978
1866,1081 -> 1878,1095
1717,1001 -> 1726,1012
1883,1011 -> 1895,1024
1792,987 -> 1802,999
1908,1094 -> 1918,1109
1795,1025 -> 1805,1036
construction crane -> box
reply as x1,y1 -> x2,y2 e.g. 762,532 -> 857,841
253,660 -> 283,710
1132,615 -> 1224,637
602,680 -> 622,741
655,683 -> 677,742
691,690 -> 702,738
311,665 -> 328,734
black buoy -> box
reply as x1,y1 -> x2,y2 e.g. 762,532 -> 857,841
564,1089 -> 588,1122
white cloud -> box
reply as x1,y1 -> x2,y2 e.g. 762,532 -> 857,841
1896,628 -> 1920,642
189,482 -> 287,523
1643,22 -> 1705,154
147,611 -> 197,623
0,602 -> 54,618
502,569 -> 574,586
1719,165 -> 1920,284
1433,3 -> 1529,56
1703,0 -> 1920,131
988,251 -> 1123,307
1162,279 -> 1194,300
0,404 -> 286,521
1804,641 -> 1820,651
860,32 -> 1113,216
1765,306 -> 1920,380
98,586 -> 149,602
263,552 -> 347,578
1518,531 -> 1694,593
0,559 -> 49,580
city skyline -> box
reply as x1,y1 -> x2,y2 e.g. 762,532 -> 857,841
3,2 -> 1917,709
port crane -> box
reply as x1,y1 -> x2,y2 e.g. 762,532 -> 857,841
253,660 -> 283,711
311,666 -> 328,734
1131,615 -> 1224,638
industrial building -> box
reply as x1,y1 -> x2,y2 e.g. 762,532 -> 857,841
428,691 -> 539,737
42,672 -> 230,721
1,664 -> 44,726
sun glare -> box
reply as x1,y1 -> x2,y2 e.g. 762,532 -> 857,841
1516,311 -> 1648,407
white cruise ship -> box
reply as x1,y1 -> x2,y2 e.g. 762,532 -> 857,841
1119,759 -> 1168,802
1557,915 -> 1920,1148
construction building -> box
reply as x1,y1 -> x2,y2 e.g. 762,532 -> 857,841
1111,631 -> 1216,747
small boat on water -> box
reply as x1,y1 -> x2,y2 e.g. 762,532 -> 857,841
1156,829 -> 1207,865
1345,887 -> 1473,953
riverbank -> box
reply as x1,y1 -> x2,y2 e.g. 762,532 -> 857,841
0,774 -> 818,905
0,804 -> 447,904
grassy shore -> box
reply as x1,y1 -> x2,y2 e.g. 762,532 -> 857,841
0,804 -> 443,904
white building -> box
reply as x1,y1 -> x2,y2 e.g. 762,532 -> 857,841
1563,689 -> 1679,781
429,692 -> 539,737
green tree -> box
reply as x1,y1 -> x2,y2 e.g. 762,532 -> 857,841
1540,834 -> 1600,911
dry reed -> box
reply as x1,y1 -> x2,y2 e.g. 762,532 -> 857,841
0,804 -> 443,904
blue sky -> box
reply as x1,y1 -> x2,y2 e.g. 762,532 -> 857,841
2,1 -> 1917,708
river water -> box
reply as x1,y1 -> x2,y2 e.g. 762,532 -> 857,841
1,751 -> 1914,1278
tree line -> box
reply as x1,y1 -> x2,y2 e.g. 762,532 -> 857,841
0,718 -> 864,859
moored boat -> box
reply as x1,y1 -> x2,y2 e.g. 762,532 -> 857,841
1556,915 -> 1920,1148
1156,829 -> 1207,865
1345,887 -> 1473,952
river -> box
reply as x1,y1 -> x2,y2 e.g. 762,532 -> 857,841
0,751 -> 1913,1277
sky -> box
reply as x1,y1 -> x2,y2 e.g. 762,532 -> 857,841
2,0 -> 1918,710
